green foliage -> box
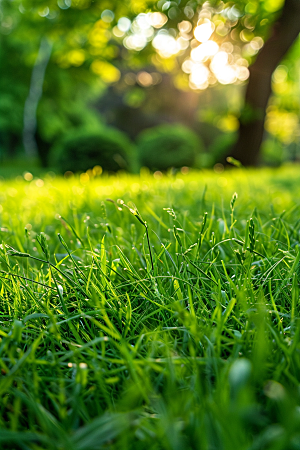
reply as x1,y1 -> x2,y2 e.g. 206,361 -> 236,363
36,94 -> 105,166
261,137 -> 285,166
208,132 -> 237,164
0,40 -> 30,157
0,167 -> 300,448
1,0 -> 299,168
37,78 -> 105,145
51,127 -> 136,173
137,124 -> 203,171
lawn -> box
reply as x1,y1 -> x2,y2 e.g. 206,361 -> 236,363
1,166 -> 300,450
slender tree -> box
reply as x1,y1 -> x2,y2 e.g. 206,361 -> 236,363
23,38 -> 53,157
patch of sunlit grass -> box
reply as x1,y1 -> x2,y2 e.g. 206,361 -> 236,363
0,165 -> 300,449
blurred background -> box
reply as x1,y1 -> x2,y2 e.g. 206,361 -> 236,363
0,0 -> 299,178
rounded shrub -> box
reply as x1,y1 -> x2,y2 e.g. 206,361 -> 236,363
137,124 -> 203,171
51,127 -> 136,174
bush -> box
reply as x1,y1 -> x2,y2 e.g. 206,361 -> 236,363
137,124 -> 203,171
50,127 -> 136,174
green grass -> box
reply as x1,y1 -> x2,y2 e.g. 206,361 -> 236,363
0,166 -> 300,450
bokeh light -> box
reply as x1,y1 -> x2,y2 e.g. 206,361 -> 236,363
191,41 -> 219,62
113,0 -> 262,92
149,12 -> 168,28
152,31 -> 181,57
194,19 -> 215,42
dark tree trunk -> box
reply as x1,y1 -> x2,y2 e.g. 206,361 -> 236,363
229,0 -> 300,166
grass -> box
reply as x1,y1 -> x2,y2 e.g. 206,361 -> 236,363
0,165 -> 300,450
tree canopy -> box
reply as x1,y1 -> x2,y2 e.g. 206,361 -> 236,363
1,0 -> 290,85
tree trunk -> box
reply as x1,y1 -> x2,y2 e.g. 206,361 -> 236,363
23,37 -> 52,157
228,0 -> 300,166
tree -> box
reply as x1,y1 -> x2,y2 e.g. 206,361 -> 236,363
229,0 -> 300,166
1,0 -> 299,167
0,0 -> 155,162
118,0 -> 300,166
